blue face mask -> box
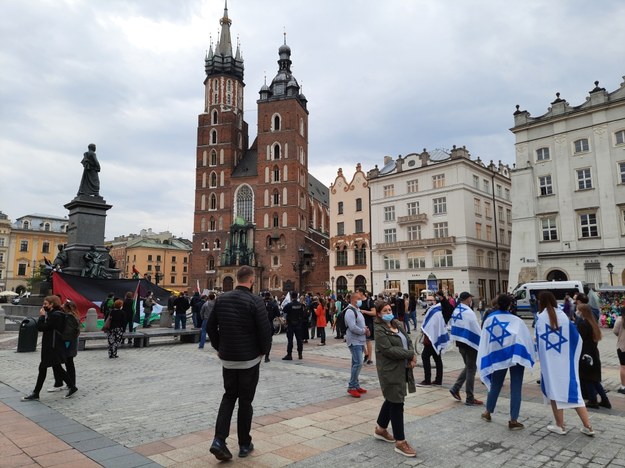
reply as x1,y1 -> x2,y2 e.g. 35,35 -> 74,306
382,313 -> 394,322
356,299 -> 363,308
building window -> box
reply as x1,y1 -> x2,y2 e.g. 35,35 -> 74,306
356,198 -> 362,212
486,225 -> 492,241
147,255 -> 153,262
210,172 -> 218,188
576,168 -> 592,190
354,244 -> 367,265
408,225 -> 421,241
273,166 -> 280,182
476,249 -> 484,267
384,206 -> 395,221
539,175 -> 553,196
541,217 -> 558,241
43,222 -> 51,231
171,265 -> 176,273
171,276 -> 176,284
474,198 -> 481,215
336,246 -> 348,266
432,174 -> 445,189
619,162 -> 625,184
496,185 -> 502,197
433,197 -> 446,215
574,138 -> 589,153
273,213 -> 279,228
484,202 -> 492,219
506,209 -> 512,225
209,218 -> 216,231
483,179 -> 490,193
338,202 -> 343,215
211,129 -> 217,145
383,254 -> 400,270
487,251 -> 495,268
384,228 -> 397,243
433,249 -> 453,267
210,150 -> 217,166
20,240 -> 28,252
383,185 -> 395,197
407,179 -> 418,193
475,223 -> 482,239
497,206 -> 504,222
147,264 -> 152,271
473,175 -> 480,188
273,144 -> 281,160
18,263 -> 27,276
212,110 -> 218,124
407,254 -> 425,269
580,212 -> 599,238
23,220 -> 30,229
536,147 -> 550,161
273,114 -> 281,131
337,222 -> 344,236
273,256 -> 279,266
433,222 -> 448,238
504,188 -> 510,200
616,130 -> 625,146
209,193 -> 217,210
42,242 -> 50,254
0,237 -> 4,247
407,201 -> 419,216
355,219 -> 363,233
235,185 -> 254,223
272,190 -> 280,206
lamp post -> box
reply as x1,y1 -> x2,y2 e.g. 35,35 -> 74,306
331,276 -> 335,295
607,262 -> 614,286
292,247 -> 305,293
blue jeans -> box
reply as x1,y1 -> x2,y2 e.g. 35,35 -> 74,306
348,344 -> 364,390
199,318 -> 208,348
486,364 -> 524,421
175,314 -> 187,330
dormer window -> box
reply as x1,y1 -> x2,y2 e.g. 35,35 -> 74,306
22,220 -> 30,229
43,222 -> 51,231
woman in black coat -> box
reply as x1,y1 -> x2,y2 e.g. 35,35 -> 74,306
576,304 -> 610,409
22,296 -> 77,401
107,299 -> 126,358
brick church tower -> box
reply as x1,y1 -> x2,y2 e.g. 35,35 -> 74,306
191,3 -> 329,294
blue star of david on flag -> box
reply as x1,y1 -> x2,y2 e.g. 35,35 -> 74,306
485,316 -> 511,346
539,324 -> 567,353
451,307 -> 464,323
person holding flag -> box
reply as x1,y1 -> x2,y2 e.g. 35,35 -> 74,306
417,291 -> 451,387
449,292 -> 483,406
536,292 -> 595,436
478,294 -> 534,430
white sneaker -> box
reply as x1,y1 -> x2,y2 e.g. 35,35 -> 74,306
547,424 -> 568,435
580,426 -> 595,437
46,386 -> 67,392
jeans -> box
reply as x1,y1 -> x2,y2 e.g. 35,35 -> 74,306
377,399 -> 405,441
214,363 -> 260,447
317,326 -> 326,344
175,314 -> 187,329
584,380 -> 609,404
286,324 -> 304,355
421,343 -> 443,384
452,346 -> 478,401
486,364 -> 524,420
348,344 -> 364,390
199,318 -> 209,348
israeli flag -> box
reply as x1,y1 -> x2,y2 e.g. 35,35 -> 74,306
421,303 -> 450,355
450,303 -> 481,351
477,311 -> 535,390
535,309 -> 583,408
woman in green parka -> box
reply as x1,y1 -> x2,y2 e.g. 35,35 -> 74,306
373,300 -> 417,457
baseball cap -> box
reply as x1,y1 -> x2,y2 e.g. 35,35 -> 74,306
458,291 -> 473,301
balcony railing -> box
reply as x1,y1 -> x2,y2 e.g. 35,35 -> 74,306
375,236 -> 456,250
397,213 -> 428,225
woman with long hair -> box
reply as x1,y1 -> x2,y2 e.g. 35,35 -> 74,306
61,300 -> 80,389
536,292 -> 594,436
373,301 -> 417,457
576,303 -> 611,409
107,299 -> 126,358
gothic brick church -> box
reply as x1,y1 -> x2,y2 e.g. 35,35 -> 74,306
190,3 -> 330,294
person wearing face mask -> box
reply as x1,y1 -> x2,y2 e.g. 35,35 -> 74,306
22,296 -> 77,401
206,266 -> 273,461
417,291 -> 451,386
344,287 -> 371,397
449,292 -> 483,406
372,301 -> 417,457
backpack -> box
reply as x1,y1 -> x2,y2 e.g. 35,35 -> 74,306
336,305 -> 357,335
61,314 -> 80,341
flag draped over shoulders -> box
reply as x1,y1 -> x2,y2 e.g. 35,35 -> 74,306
421,304 -> 450,355
536,309 -> 583,408
477,310 -> 535,390
450,304 -> 481,350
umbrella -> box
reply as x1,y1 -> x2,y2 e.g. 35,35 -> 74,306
0,291 -> 18,297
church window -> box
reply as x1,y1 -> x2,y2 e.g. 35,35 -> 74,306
273,166 -> 280,182
299,117 -> 304,136
212,110 -> 218,125
273,114 -> 281,131
272,190 -> 280,206
235,185 -> 254,223
202,173 -> 206,188
273,143 -> 281,160
210,150 -> 217,166
273,213 -> 279,228
210,171 -> 218,188
211,129 -> 217,145
214,239 -> 221,249
209,193 -> 217,210
209,217 -> 216,231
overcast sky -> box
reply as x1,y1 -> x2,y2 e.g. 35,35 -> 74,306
1,0 -> 624,240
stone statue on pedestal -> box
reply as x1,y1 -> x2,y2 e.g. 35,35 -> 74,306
81,245 -> 110,279
77,143 -> 100,196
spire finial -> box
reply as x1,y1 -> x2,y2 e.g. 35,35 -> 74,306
283,27 -> 287,45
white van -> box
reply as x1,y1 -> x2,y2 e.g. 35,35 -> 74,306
512,280 -> 583,316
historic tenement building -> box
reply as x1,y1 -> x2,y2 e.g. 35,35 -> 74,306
368,147 -> 512,300
190,4 -> 329,294
509,78 -> 625,288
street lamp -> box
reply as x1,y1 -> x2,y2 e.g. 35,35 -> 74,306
292,247 -> 305,293
607,262 -> 614,286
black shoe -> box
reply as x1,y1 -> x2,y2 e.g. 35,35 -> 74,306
364,355 -> 369,363
21,393 -> 39,401
264,356 -> 270,363
282,355 -> 293,360
238,442 -> 254,458
210,438 -> 233,461
64,387 -> 78,399
599,400 -> 612,409
298,353 -> 303,360
586,402 -> 600,409
303,340 -> 308,343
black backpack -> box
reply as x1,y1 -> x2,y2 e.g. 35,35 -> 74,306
61,314 -> 80,341
336,306 -> 357,335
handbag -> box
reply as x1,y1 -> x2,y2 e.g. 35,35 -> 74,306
102,315 -> 112,332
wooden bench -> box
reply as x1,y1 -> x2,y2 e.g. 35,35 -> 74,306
77,331 -> 148,351
142,328 -> 201,347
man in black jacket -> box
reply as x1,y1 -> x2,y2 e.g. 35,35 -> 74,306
207,266 -> 272,461
282,291 -> 306,360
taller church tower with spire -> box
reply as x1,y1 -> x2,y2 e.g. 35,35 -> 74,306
191,3 -> 329,294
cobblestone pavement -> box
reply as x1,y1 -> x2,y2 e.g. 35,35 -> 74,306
1,321 -> 624,466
